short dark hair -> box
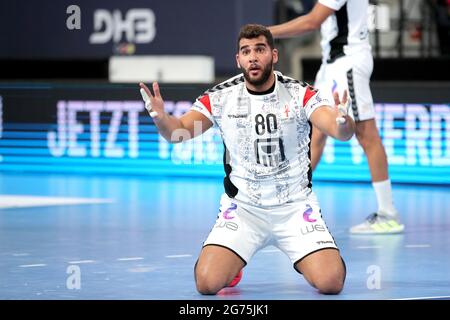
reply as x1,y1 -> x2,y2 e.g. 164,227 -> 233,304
237,24 -> 274,51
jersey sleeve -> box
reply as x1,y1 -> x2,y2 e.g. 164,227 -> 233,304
318,0 -> 347,11
190,94 -> 215,124
302,85 -> 332,120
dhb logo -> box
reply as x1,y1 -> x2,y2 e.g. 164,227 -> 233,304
90,9 -> 156,44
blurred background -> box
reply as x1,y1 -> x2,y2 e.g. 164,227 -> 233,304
0,0 -> 448,183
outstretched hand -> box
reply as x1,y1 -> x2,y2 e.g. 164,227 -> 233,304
139,82 -> 164,119
333,90 -> 351,125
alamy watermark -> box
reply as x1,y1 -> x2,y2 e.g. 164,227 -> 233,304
66,265 -> 81,290
66,5 -> 81,30
366,265 -> 381,290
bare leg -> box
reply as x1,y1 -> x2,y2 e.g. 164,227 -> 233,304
194,245 -> 245,295
295,248 -> 346,295
355,119 -> 388,182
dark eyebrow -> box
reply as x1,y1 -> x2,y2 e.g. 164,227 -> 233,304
239,43 -> 268,51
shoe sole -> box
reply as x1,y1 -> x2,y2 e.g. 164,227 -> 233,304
350,225 -> 405,235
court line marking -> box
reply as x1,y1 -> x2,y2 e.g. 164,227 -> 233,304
117,257 -> 144,261
404,244 -> 430,248
356,246 -> 382,249
165,254 -> 192,258
19,264 -> 47,268
260,249 -> 279,253
67,260 -> 96,264
395,295 -> 450,300
0,195 -> 114,209
13,253 -> 30,256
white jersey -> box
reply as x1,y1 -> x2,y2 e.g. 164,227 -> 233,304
191,71 -> 330,207
318,0 -> 372,63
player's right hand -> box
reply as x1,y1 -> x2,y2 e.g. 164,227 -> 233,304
333,90 -> 351,125
139,82 -> 164,119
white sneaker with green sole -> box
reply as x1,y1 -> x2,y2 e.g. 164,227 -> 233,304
350,212 -> 405,234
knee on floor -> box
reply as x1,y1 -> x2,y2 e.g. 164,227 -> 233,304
313,272 -> 345,295
195,269 -> 224,295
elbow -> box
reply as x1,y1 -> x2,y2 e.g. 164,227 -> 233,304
302,14 -> 321,31
339,133 -> 353,142
167,127 -> 192,143
339,124 -> 356,141
334,120 -> 355,141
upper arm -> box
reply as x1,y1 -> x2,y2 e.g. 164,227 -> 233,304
179,110 -> 213,138
179,93 -> 214,138
302,85 -> 335,136
309,106 -> 336,137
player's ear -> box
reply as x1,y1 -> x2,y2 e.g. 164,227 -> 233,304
236,55 -> 241,68
272,48 -> 279,64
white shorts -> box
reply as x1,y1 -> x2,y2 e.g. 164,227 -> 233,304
203,193 -> 339,268
315,50 -> 374,122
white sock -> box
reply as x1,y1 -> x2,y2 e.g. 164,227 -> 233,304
372,179 -> 398,218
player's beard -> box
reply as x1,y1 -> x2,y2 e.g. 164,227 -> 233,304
241,59 -> 273,87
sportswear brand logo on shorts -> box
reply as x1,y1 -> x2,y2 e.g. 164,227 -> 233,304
303,204 -> 317,223
316,241 -> 334,245
223,203 -> 237,220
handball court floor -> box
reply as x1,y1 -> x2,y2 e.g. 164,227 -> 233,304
0,172 -> 449,300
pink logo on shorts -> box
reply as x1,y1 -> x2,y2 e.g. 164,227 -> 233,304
303,205 -> 317,223
223,203 -> 237,220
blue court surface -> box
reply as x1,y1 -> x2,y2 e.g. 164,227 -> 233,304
0,172 -> 449,300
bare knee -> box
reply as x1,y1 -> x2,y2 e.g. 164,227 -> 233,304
355,121 -> 382,149
195,266 -> 224,295
312,271 -> 345,295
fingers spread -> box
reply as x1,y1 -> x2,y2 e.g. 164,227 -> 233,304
342,90 -> 348,104
333,91 -> 340,106
152,82 -> 161,98
140,88 -> 150,102
139,82 -> 153,99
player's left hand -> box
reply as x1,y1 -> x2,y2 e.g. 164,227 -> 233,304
333,90 -> 351,125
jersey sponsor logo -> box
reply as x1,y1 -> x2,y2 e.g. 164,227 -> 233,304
302,204 -> 317,223
222,203 -> 237,220
301,224 -> 326,235
214,221 -> 239,231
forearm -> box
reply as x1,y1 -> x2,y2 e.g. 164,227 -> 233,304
333,116 -> 355,141
153,112 -> 187,143
269,15 -> 319,38
311,107 -> 355,141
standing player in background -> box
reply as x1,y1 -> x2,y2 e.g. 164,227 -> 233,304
268,0 -> 405,234
140,24 -> 354,294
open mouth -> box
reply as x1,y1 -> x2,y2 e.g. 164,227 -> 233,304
249,65 -> 261,76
